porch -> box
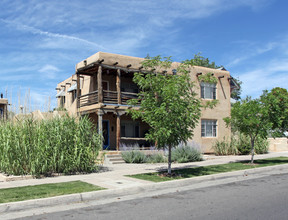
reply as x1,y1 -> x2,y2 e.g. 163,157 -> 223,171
88,112 -> 151,151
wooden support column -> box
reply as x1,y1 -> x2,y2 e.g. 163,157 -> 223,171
76,72 -> 80,112
116,112 -> 121,151
98,110 -> 103,149
116,69 -> 121,105
98,66 -> 103,103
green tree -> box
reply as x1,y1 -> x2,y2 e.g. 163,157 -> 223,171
183,53 -> 222,69
231,78 -> 242,100
224,97 -> 272,163
261,87 -> 288,137
128,56 -> 202,175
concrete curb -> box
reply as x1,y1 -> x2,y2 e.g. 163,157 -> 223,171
0,173 -> 33,182
1,163 -> 288,214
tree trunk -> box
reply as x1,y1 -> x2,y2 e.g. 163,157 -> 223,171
168,145 -> 172,175
250,137 -> 255,164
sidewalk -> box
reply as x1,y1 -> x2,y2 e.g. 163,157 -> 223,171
1,151 -> 288,218
1,151 -> 288,190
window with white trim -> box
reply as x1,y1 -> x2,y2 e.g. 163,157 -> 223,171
201,119 -> 217,137
200,82 -> 216,99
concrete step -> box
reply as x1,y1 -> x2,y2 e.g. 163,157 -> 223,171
104,154 -> 126,164
106,154 -> 122,158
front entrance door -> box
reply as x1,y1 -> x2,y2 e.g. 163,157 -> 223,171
102,120 -> 109,150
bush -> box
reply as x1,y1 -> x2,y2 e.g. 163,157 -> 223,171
121,151 -> 147,163
254,136 -> 269,154
236,133 -> 269,155
212,137 -> 239,155
146,153 -> 167,163
171,144 -> 203,163
0,116 -> 101,177
213,134 -> 269,156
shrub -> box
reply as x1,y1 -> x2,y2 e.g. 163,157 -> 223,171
212,137 -> 239,155
171,144 -> 203,163
236,133 -> 269,155
121,151 -> 147,163
0,116 -> 101,177
214,134 -> 269,156
147,153 -> 167,163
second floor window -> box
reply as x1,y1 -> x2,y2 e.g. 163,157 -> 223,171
201,82 -> 216,99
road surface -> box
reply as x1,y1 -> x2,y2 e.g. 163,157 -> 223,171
16,173 -> 288,220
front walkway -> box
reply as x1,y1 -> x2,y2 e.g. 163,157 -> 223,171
0,151 -> 288,190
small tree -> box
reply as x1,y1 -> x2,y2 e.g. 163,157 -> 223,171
224,97 -> 272,163
128,56 -> 202,175
261,87 -> 288,137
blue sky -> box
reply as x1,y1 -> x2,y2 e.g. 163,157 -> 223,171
0,0 -> 287,111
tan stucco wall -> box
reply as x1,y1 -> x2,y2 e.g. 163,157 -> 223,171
268,138 -> 288,152
188,66 -> 231,153
56,74 -> 80,116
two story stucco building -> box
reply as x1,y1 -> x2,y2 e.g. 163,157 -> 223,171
56,52 -> 237,153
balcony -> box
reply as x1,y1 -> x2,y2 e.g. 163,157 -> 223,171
79,90 -> 139,108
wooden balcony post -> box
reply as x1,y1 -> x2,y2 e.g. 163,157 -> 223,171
98,66 -> 103,103
76,72 -> 80,112
116,112 -> 121,151
116,69 -> 121,105
98,110 -> 103,149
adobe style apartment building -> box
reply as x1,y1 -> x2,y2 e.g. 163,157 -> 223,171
56,52 -> 237,153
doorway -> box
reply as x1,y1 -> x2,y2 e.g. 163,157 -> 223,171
102,120 -> 109,150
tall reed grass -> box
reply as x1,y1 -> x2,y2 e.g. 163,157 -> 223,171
0,116 -> 101,177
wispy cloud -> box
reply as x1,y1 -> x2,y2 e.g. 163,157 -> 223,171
238,58 -> 288,98
0,18 -> 107,50
226,41 -> 279,67
39,64 -> 60,79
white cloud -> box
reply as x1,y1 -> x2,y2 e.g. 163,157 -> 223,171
39,64 -> 60,79
238,58 -> 288,98
226,41 -> 279,67
0,19 -> 107,50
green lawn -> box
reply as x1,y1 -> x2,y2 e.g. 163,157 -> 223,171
0,181 -> 105,204
128,157 -> 288,182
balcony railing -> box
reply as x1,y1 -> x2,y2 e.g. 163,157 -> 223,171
79,90 -> 98,107
79,90 -> 139,108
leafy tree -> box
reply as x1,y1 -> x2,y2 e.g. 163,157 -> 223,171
261,87 -> 288,137
183,53 -> 222,69
224,97 -> 272,163
231,78 -> 242,100
128,56 -> 202,175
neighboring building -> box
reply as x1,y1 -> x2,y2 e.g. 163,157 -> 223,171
56,52 -> 236,153
0,94 -> 8,120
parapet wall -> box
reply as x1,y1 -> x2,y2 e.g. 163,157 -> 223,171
268,138 -> 288,152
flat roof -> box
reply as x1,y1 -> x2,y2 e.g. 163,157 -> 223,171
76,51 -> 230,75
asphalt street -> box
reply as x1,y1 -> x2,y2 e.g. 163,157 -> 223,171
16,172 -> 288,220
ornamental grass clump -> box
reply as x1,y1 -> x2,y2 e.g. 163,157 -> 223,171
212,137 -> 239,155
0,116 -> 101,177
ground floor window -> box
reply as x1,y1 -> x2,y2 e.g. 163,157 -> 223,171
121,121 -> 140,138
201,119 -> 217,137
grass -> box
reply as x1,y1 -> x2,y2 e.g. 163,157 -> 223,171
0,181 -> 105,204
128,157 -> 288,182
